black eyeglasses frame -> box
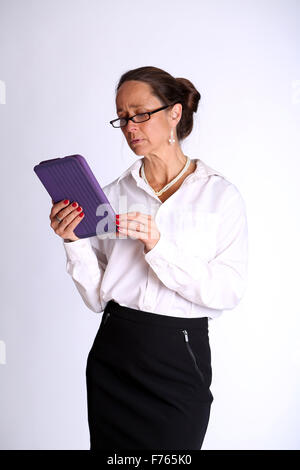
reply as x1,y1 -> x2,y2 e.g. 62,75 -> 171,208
109,102 -> 180,128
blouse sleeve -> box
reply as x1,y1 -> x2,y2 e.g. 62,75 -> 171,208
144,185 -> 248,310
62,236 -> 107,313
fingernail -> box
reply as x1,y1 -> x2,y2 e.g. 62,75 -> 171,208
76,206 -> 82,212
63,199 -> 69,205
79,212 -> 84,217
72,202 -> 77,207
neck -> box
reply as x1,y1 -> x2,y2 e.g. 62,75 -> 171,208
140,150 -> 189,187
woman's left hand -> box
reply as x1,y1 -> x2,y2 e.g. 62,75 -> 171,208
116,212 -> 160,254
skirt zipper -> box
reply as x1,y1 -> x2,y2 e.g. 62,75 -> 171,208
182,329 -> 205,383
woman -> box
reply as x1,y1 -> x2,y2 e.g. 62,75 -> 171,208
50,66 -> 248,450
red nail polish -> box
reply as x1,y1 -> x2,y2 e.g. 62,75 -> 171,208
63,199 -> 69,205
76,207 -> 82,212
72,202 -> 77,207
79,212 -> 84,217
116,220 -> 119,225
116,214 -> 119,218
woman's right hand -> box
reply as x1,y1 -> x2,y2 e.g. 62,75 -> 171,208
50,199 -> 85,242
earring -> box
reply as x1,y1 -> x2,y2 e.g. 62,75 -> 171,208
168,129 -> 175,144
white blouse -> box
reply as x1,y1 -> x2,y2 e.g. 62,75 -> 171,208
62,157 -> 248,320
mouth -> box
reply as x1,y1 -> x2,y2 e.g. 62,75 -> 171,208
131,139 -> 144,144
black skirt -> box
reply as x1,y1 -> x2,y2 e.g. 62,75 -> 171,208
86,300 -> 214,450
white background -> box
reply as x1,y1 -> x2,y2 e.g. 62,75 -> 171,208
0,0 -> 299,450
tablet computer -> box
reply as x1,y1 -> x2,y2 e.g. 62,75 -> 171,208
33,154 -> 116,239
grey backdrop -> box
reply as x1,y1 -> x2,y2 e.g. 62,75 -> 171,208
0,0 -> 299,450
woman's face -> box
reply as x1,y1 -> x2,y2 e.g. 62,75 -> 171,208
115,80 -> 181,156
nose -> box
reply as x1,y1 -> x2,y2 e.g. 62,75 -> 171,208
126,117 -> 139,131
123,120 -> 139,140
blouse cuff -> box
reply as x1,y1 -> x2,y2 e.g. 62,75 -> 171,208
62,237 -> 94,262
144,232 -> 177,269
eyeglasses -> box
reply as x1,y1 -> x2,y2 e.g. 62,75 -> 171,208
109,102 -> 179,128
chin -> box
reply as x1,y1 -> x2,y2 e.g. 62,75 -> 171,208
133,149 -> 146,156
131,143 -> 148,156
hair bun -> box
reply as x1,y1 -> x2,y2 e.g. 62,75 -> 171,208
176,77 -> 201,113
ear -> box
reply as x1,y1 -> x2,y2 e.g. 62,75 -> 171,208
170,103 -> 182,124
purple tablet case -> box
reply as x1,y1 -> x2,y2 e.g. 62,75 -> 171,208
33,154 -> 116,239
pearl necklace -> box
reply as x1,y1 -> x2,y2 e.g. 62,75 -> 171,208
141,156 -> 191,197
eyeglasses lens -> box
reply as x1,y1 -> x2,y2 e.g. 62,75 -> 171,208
113,113 -> 149,127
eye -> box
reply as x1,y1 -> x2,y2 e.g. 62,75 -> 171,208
119,111 -> 143,118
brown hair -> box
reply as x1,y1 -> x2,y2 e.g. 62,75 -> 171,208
115,66 -> 201,142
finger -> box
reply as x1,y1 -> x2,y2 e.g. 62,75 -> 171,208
115,229 -> 125,238
55,205 -> 83,228
50,198 -> 70,217
128,220 -> 146,232
118,218 -> 149,233
51,206 -> 83,232
118,226 -> 147,240
117,226 -> 136,238
118,212 -> 150,224
118,212 -> 151,223
63,212 -> 85,233
50,200 -> 78,221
